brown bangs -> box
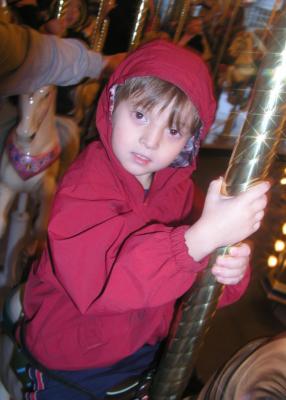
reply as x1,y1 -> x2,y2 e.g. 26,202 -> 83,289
113,77 -> 201,134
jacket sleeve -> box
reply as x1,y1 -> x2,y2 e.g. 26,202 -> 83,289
47,193 -> 249,315
0,21 -> 105,95
91,223 -> 250,312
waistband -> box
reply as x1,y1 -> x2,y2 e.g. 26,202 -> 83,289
105,370 -> 154,399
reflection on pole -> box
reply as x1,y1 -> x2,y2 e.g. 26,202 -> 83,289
94,18 -> 110,53
53,0 -> 70,20
151,10 -> 286,400
129,0 -> 149,51
90,0 -> 108,51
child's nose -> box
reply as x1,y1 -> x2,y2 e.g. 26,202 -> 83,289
139,128 -> 161,149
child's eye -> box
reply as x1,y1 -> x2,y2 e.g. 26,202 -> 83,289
169,128 -> 181,136
131,110 -> 148,124
135,111 -> 145,120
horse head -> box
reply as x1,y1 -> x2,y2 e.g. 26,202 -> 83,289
15,86 -> 57,152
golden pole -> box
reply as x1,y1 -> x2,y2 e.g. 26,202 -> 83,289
129,0 -> 149,51
173,0 -> 192,43
53,0 -> 70,20
0,0 -> 12,22
151,9 -> 286,400
94,18 -> 110,53
90,0 -> 108,51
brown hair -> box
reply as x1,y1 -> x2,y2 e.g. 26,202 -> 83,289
113,76 -> 201,136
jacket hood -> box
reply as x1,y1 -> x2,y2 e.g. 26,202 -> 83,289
96,39 -> 216,187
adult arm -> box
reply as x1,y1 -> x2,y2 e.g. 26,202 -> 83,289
0,21 -> 107,95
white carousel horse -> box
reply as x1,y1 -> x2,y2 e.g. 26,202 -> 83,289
0,85 -> 79,285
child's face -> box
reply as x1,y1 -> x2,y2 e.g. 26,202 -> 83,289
111,99 -> 193,189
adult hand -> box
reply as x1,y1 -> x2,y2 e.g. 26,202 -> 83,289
101,52 -> 127,76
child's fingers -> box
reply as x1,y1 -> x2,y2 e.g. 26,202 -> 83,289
212,262 -> 248,284
212,263 -> 247,278
251,194 -> 268,209
243,181 -> 271,198
212,248 -> 249,284
253,221 -> 261,232
206,177 -> 224,201
214,273 -> 245,285
228,243 -> 251,257
248,210 -> 264,233
254,210 -> 265,222
249,195 -> 268,214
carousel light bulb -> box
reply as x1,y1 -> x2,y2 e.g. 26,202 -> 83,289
267,255 -> 278,268
282,223 -> 286,235
274,239 -> 285,252
280,177 -> 286,185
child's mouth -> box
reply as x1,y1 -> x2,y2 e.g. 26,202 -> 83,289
132,152 -> 151,165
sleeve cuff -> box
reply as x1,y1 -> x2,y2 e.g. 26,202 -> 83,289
170,225 -> 210,272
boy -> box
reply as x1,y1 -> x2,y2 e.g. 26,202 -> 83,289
22,39 -> 269,399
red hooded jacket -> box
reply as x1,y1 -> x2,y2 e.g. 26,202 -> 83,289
23,40 -> 250,370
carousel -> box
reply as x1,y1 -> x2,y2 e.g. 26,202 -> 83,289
0,1 -> 286,399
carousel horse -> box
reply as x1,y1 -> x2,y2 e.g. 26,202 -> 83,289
197,333 -> 286,399
0,85 -> 79,283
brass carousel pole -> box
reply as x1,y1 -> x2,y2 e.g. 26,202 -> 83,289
53,0 -> 70,19
94,17 -> 110,53
173,0 -> 192,43
90,0 -> 108,51
151,9 -> 286,400
0,0 -> 12,22
129,0 -> 149,51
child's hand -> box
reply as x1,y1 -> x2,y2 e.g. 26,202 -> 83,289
202,177 -> 270,248
185,177 -> 270,261
211,242 -> 250,285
